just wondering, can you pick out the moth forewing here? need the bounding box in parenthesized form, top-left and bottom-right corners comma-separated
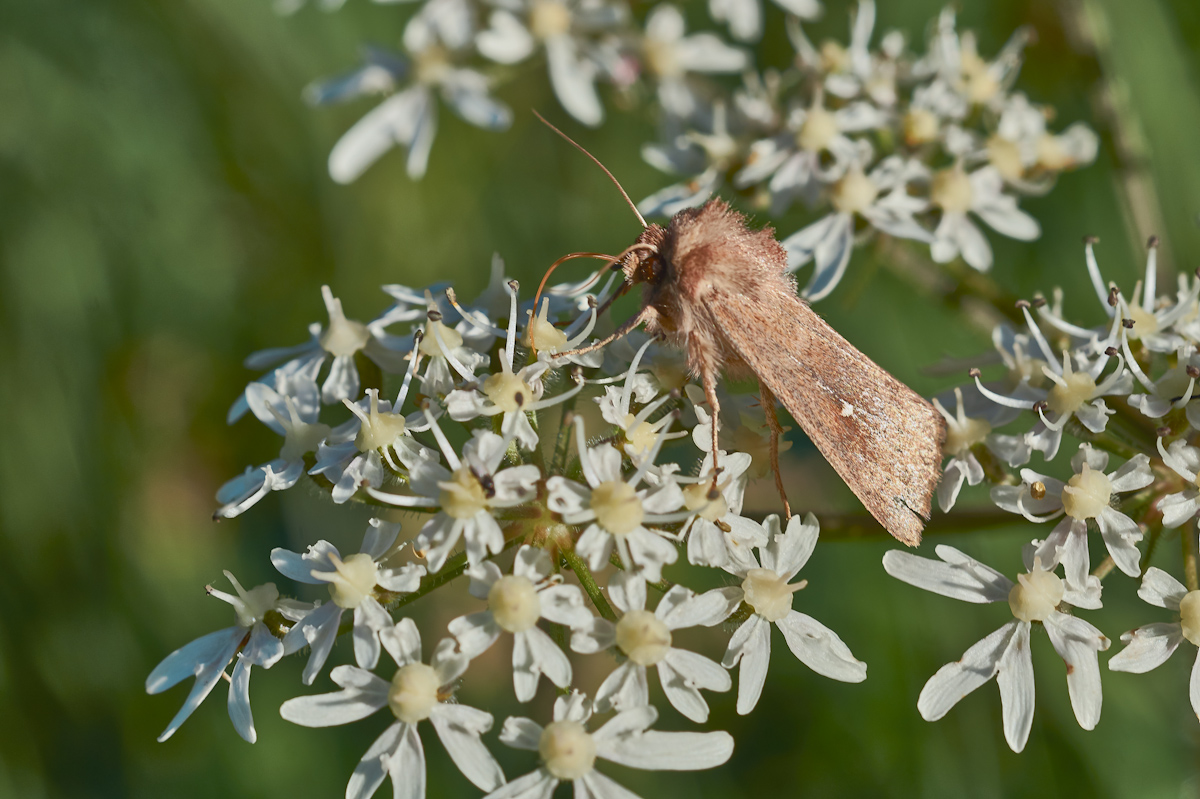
(707, 291, 946, 545)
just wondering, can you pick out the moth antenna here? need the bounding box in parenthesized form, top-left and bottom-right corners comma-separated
(534, 109, 648, 229)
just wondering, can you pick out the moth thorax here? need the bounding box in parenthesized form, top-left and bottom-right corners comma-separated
(1046, 369, 1096, 416)
(682, 482, 728, 521)
(356, 399, 407, 452)
(1007, 563, 1063, 623)
(539, 721, 596, 780)
(798, 106, 839, 153)
(488, 575, 541, 633)
(1061, 463, 1112, 521)
(742, 568, 805, 622)
(1036, 133, 1074, 171)
(483, 372, 532, 413)
(591, 481, 643, 535)
(419, 321, 463, 357)
(831, 166, 879, 215)
(1180, 592, 1200, 646)
(388, 663, 441, 723)
(319, 314, 369, 357)
(439, 467, 489, 519)
(986, 134, 1024, 182)
(530, 0, 571, 39)
(903, 108, 939, 146)
(318, 552, 379, 610)
(615, 609, 672, 666)
(931, 166, 974, 214)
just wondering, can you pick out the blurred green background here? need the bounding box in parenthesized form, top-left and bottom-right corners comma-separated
(4, 0, 1200, 796)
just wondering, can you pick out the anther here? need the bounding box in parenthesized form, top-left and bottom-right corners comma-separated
(1031, 296, 1047, 308)
(427, 309, 443, 322)
(1083, 235, 1099, 245)
(1189, 366, 1200, 379)
(1030, 481, 1046, 500)
(1157, 426, 1172, 437)
(1148, 235, 1160, 249)
(716, 520, 732, 533)
(445, 288, 458, 303)
(1108, 287, 1120, 307)
(413, 328, 425, 345)
(968, 367, 982, 378)
(1105, 346, 1118, 357)
(1122, 318, 1135, 329)
(507, 279, 520, 292)
(1033, 400, 1049, 413)
(707, 486, 721, 501)
(1015, 299, 1031, 310)
(587, 295, 598, 308)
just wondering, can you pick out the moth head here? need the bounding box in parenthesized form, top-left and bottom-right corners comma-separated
(621, 224, 667, 287)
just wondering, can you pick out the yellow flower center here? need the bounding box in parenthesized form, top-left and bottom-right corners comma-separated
(414, 45, 451, 85)
(1126, 304, 1159, 340)
(1007, 563, 1064, 623)
(621, 414, 659, 460)
(1046, 368, 1096, 417)
(742, 567, 805, 622)
(903, 108, 939, 146)
(831, 166, 879, 215)
(354, 394, 407, 453)
(483, 372, 532, 413)
(539, 721, 596, 780)
(931, 166, 974, 214)
(319, 315, 369, 357)
(418, 321, 464, 358)
(1180, 591, 1200, 646)
(488, 575, 541, 633)
(1061, 463, 1112, 521)
(525, 301, 569, 353)
(313, 552, 379, 610)
(439, 467, 489, 520)
(819, 40, 849, 73)
(1036, 133, 1073, 171)
(797, 106, 839, 153)
(682, 482, 728, 522)
(388, 663, 440, 723)
(590, 481, 643, 535)
(530, 0, 571, 39)
(615, 609, 673, 666)
(944, 414, 992, 457)
(986, 135, 1024, 182)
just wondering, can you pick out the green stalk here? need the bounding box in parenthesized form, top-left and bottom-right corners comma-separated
(1183, 521, 1198, 592)
(561, 547, 617, 621)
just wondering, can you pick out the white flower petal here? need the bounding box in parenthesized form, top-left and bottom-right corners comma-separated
(776, 611, 867, 683)
(1108, 623, 1183, 673)
(723, 614, 770, 715)
(996, 621, 1035, 753)
(430, 703, 504, 791)
(918, 622, 1017, 721)
(346, 722, 405, 799)
(1044, 611, 1109, 730)
(1139, 567, 1188, 610)
(882, 546, 1013, 603)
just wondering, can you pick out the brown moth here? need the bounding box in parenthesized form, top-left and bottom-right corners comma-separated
(537, 119, 946, 545)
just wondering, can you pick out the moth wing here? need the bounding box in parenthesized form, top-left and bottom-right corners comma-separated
(707, 290, 945, 545)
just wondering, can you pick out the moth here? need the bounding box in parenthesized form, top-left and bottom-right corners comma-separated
(537, 120, 946, 545)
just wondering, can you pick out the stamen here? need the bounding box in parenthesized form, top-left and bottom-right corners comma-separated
(444, 289, 505, 338)
(527, 369, 585, 412)
(431, 320, 475, 381)
(366, 486, 439, 508)
(1019, 304, 1059, 368)
(393, 331, 424, 410)
(1015, 491, 1063, 524)
(572, 415, 601, 488)
(1144, 239, 1158, 311)
(621, 337, 657, 419)
(562, 299, 598, 349)
(972, 373, 1038, 410)
(504, 280, 519, 372)
(1083, 238, 1113, 314)
(1117, 333, 1154, 392)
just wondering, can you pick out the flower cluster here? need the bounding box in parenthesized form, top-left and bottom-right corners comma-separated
(149, 270, 867, 797)
(295, 0, 1095, 299)
(883, 236, 1200, 750)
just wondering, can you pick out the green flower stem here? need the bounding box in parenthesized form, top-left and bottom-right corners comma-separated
(1091, 555, 1116, 581)
(1064, 416, 1141, 461)
(1139, 525, 1162, 576)
(561, 547, 617, 621)
(389, 526, 526, 613)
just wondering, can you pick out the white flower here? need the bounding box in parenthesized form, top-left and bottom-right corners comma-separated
(216, 379, 331, 518)
(782, 154, 931, 300)
(146, 572, 310, 743)
(638, 102, 739, 218)
(312, 25, 512, 182)
(930, 384, 1027, 512)
(883, 542, 1109, 753)
(640, 5, 747, 120)
(571, 572, 732, 722)
(1109, 564, 1200, 721)
(446, 282, 583, 450)
(709, 0, 820, 43)
(370, 420, 542, 572)
(594, 336, 687, 464)
(308, 380, 433, 504)
(713, 514, 867, 714)
(281, 618, 505, 799)
(1154, 438, 1200, 528)
(546, 417, 686, 582)
(409, 292, 493, 398)
(485, 691, 734, 799)
(990, 443, 1153, 587)
(274, 519, 426, 684)
(734, 94, 885, 214)
(972, 304, 1131, 460)
(926, 164, 1040, 272)
(475, 0, 625, 126)
(678, 450, 766, 571)
(449, 546, 592, 700)
(925, 7, 1029, 111)
(242, 286, 411, 406)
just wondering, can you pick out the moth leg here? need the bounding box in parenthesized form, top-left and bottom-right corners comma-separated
(555, 304, 656, 358)
(701, 365, 722, 493)
(758, 379, 792, 519)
